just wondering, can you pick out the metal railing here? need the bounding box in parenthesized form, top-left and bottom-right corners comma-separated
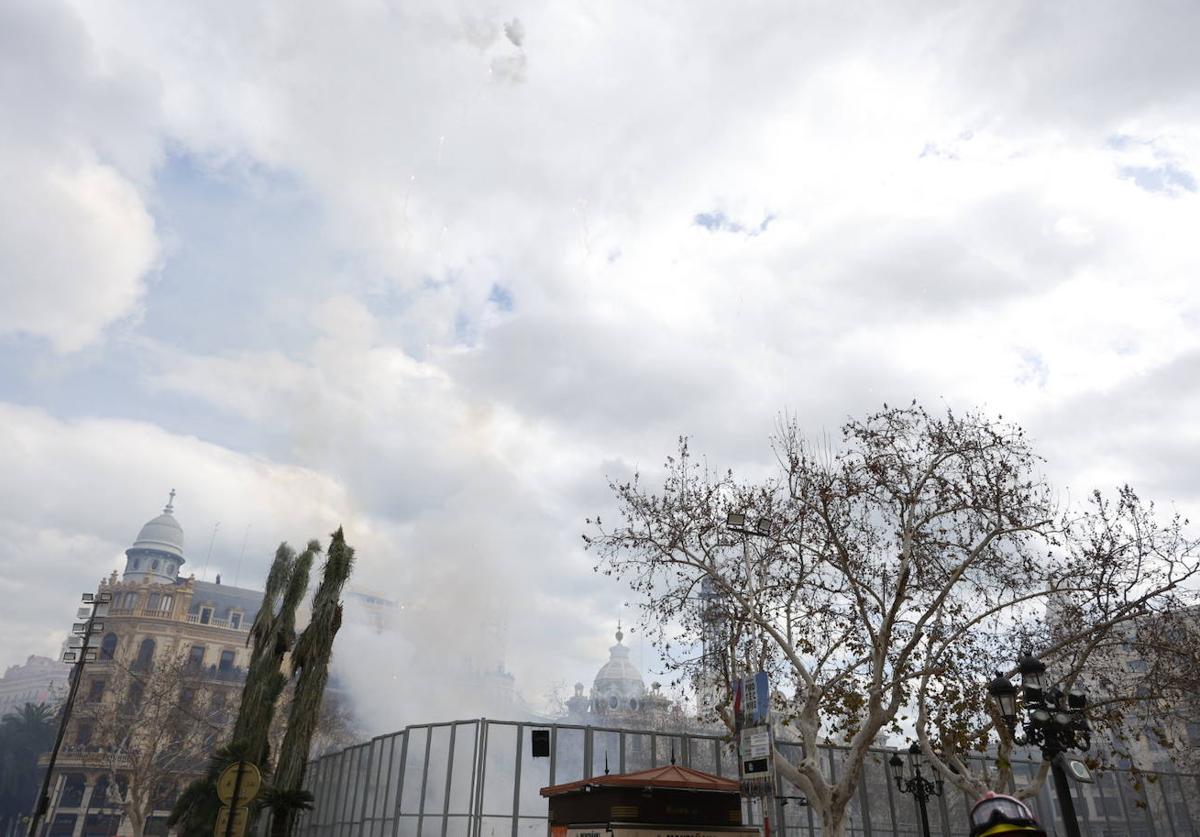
(184, 613, 247, 630)
(296, 719, 1200, 837)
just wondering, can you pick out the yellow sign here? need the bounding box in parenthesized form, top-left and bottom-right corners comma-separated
(214, 805, 249, 837)
(216, 762, 262, 806)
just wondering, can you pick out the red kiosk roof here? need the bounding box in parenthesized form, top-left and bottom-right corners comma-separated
(540, 765, 740, 797)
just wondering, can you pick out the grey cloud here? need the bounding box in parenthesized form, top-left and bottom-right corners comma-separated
(504, 18, 525, 48)
(934, 2, 1200, 132)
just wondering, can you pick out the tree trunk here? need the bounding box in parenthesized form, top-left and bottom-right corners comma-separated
(818, 806, 847, 837)
(124, 809, 145, 837)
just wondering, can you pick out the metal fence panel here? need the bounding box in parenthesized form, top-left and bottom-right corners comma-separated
(302, 719, 1199, 837)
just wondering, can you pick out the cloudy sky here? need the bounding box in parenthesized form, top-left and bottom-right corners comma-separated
(2, 0, 1199, 732)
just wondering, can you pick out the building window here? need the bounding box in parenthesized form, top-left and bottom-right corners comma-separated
(629, 697, 639, 711)
(146, 593, 161, 612)
(188, 645, 206, 670)
(229, 612, 242, 629)
(179, 688, 196, 708)
(159, 594, 173, 614)
(86, 679, 105, 703)
(608, 695, 618, 709)
(218, 650, 235, 673)
(90, 777, 111, 810)
(127, 680, 145, 711)
(152, 559, 160, 571)
(199, 607, 213, 625)
(155, 781, 179, 808)
(75, 722, 93, 747)
(49, 814, 76, 837)
(99, 633, 118, 661)
(132, 638, 156, 672)
(144, 817, 170, 837)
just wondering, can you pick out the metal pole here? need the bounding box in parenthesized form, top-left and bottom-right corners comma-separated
(914, 789, 931, 837)
(1050, 759, 1083, 837)
(28, 599, 98, 837)
(226, 762, 245, 837)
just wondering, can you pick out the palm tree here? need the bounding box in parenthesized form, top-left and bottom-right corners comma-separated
(171, 541, 317, 837)
(268, 528, 354, 837)
(0, 704, 56, 835)
(235, 541, 319, 768)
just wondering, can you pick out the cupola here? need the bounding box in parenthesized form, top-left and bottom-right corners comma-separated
(122, 490, 186, 584)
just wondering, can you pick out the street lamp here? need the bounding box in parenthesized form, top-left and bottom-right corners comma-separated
(987, 652, 1091, 837)
(28, 590, 111, 837)
(889, 743, 943, 837)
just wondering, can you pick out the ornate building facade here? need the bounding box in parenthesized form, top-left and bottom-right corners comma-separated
(565, 625, 678, 729)
(39, 494, 262, 837)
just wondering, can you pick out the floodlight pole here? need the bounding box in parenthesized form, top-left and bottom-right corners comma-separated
(27, 593, 106, 837)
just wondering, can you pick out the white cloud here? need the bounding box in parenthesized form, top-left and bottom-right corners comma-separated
(0, 0, 161, 351)
(3, 0, 1200, 729)
(0, 152, 158, 351)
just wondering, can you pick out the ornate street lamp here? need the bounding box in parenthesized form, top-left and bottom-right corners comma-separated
(889, 743, 943, 837)
(987, 652, 1091, 837)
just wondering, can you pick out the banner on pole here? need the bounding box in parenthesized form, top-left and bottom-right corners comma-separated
(742, 672, 770, 726)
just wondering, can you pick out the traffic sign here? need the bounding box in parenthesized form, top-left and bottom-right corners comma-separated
(214, 805, 249, 837)
(216, 762, 262, 806)
(739, 724, 773, 798)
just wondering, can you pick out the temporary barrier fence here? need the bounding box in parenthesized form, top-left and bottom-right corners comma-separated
(296, 719, 1200, 837)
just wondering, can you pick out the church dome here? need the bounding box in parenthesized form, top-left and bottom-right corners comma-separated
(593, 625, 645, 706)
(132, 506, 185, 558)
(123, 491, 187, 585)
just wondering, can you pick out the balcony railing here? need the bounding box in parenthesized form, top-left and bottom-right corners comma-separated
(185, 613, 247, 631)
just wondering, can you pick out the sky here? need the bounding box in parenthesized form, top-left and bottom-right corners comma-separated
(2, 0, 1199, 734)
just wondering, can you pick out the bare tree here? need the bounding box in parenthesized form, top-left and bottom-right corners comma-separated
(74, 652, 231, 837)
(586, 404, 1200, 836)
(916, 487, 1200, 796)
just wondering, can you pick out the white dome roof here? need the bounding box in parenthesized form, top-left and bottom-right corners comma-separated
(130, 493, 185, 560)
(593, 626, 645, 699)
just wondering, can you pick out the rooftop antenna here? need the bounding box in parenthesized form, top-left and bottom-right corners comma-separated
(200, 521, 220, 581)
(670, 741, 676, 765)
(604, 750, 610, 775)
(233, 524, 251, 587)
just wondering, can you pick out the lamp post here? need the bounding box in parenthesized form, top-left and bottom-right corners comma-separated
(27, 591, 111, 837)
(987, 652, 1090, 837)
(725, 512, 784, 837)
(889, 742, 943, 837)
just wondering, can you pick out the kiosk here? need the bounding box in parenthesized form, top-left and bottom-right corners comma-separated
(541, 765, 760, 837)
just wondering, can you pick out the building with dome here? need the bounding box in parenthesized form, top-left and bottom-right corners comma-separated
(565, 625, 677, 730)
(38, 492, 263, 837)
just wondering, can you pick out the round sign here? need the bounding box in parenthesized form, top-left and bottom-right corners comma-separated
(216, 762, 262, 805)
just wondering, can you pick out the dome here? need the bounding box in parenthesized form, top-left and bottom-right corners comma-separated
(130, 492, 185, 560)
(593, 625, 645, 701)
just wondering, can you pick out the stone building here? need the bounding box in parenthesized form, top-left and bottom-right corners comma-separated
(0, 655, 70, 719)
(39, 493, 262, 837)
(565, 625, 677, 729)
